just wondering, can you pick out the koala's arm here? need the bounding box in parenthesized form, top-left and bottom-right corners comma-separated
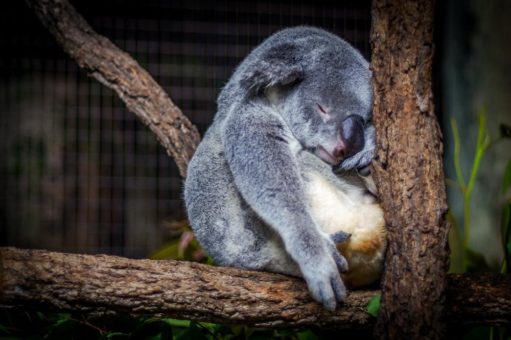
(339, 123, 376, 171)
(222, 104, 348, 310)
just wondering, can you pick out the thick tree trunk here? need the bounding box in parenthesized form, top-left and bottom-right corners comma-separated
(1, 248, 510, 329)
(371, 1, 449, 339)
(25, 0, 200, 177)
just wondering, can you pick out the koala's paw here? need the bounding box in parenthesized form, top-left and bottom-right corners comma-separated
(301, 242, 349, 311)
(339, 148, 374, 171)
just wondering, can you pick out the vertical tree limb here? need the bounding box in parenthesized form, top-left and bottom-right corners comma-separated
(371, 0, 449, 339)
(25, 0, 201, 177)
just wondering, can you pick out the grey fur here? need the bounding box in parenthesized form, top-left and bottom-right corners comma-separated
(184, 27, 374, 311)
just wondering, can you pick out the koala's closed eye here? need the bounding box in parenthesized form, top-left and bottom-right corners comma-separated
(316, 103, 331, 121)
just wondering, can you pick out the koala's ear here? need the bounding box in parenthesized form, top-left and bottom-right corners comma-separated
(240, 43, 304, 95)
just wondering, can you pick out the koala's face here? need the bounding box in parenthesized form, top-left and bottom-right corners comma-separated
(270, 58, 374, 171)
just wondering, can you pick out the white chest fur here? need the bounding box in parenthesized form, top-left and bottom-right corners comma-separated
(305, 171, 387, 287)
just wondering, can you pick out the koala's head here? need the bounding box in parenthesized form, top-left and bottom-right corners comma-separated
(239, 27, 374, 171)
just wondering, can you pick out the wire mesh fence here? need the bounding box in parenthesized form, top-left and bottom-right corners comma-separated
(0, 0, 371, 258)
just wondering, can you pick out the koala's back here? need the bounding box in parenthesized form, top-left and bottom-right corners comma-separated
(184, 126, 301, 275)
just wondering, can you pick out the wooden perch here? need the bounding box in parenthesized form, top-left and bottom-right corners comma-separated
(1, 247, 510, 329)
(25, 0, 200, 177)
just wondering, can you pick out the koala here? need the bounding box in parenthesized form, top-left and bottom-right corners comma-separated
(184, 27, 385, 311)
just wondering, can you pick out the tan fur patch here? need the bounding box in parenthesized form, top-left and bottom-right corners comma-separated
(306, 171, 387, 288)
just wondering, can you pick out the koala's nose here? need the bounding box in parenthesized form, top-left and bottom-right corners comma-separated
(333, 115, 365, 160)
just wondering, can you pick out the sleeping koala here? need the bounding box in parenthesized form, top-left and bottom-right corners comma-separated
(184, 26, 385, 311)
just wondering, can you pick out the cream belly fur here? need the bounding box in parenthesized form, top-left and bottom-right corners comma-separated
(305, 172, 386, 288)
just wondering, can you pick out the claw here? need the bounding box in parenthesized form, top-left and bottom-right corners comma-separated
(331, 275, 347, 302)
(333, 252, 349, 272)
(324, 299, 337, 311)
(331, 231, 351, 244)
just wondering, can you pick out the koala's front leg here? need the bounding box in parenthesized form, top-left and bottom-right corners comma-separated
(223, 106, 348, 311)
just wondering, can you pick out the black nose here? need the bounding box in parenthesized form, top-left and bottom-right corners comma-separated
(334, 115, 365, 160)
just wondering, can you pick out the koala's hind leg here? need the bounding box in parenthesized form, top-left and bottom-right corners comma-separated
(212, 213, 302, 277)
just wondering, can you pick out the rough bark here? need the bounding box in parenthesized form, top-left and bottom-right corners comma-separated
(370, 0, 450, 339)
(1, 248, 510, 329)
(25, 0, 200, 177)
(446, 274, 511, 326)
(0, 247, 374, 330)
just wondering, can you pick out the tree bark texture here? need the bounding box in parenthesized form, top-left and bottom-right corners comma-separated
(1, 248, 510, 329)
(371, 1, 449, 339)
(0, 248, 374, 330)
(25, 0, 200, 177)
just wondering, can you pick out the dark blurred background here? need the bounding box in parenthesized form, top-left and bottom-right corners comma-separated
(0, 0, 371, 258)
(0, 0, 509, 266)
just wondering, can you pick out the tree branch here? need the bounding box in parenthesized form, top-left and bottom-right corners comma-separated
(1, 248, 510, 329)
(25, 0, 201, 177)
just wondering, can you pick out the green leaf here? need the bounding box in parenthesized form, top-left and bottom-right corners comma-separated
(296, 330, 319, 340)
(174, 321, 209, 340)
(47, 318, 81, 337)
(503, 160, 511, 193)
(145, 336, 162, 340)
(367, 293, 381, 317)
(161, 318, 190, 328)
(149, 243, 179, 260)
(450, 117, 466, 189)
(447, 210, 464, 273)
(105, 331, 129, 339)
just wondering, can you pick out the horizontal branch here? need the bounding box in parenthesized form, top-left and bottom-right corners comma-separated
(25, 0, 201, 177)
(0, 248, 510, 329)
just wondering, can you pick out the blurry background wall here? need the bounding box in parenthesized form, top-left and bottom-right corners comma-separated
(0, 0, 372, 258)
(440, 0, 511, 267)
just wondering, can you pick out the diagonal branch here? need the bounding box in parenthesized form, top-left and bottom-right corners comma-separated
(1, 247, 510, 329)
(25, 0, 201, 177)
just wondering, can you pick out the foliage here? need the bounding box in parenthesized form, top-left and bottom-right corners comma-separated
(448, 113, 511, 340)
(448, 113, 511, 273)
(148, 220, 213, 264)
(0, 310, 326, 340)
(366, 294, 381, 318)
